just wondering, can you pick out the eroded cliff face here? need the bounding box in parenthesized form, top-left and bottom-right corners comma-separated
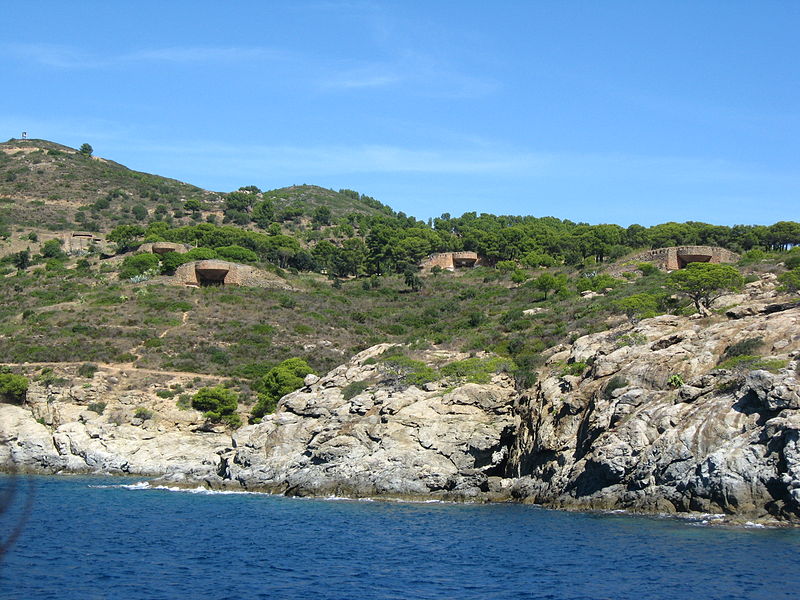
(2, 292, 800, 522)
(0, 374, 232, 479)
(214, 344, 516, 500)
(508, 301, 800, 521)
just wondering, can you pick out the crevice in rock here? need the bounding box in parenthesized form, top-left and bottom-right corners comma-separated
(569, 460, 620, 497)
(650, 334, 684, 351)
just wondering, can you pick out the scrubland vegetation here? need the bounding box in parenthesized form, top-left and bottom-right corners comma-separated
(1, 138, 798, 424)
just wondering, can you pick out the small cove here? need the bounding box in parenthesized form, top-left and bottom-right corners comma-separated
(2, 475, 799, 600)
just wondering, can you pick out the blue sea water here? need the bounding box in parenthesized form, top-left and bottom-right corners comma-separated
(1, 475, 799, 600)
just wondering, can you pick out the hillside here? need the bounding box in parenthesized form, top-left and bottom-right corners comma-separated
(0, 139, 392, 235)
(263, 185, 395, 220)
(0, 138, 798, 432)
(0, 138, 219, 232)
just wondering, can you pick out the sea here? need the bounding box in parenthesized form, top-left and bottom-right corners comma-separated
(1, 475, 799, 600)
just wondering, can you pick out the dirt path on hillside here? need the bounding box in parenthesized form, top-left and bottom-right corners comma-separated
(0, 361, 229, 382)
(119, 308, 194, 365)
(1, 305, 224, 381)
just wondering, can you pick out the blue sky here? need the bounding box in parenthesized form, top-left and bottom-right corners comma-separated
(1, 1, 797, 226)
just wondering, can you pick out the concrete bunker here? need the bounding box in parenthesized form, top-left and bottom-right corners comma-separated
(64, 231, 105, 253)
(138, 241, 192, 255)
(677, 250, 713, 268)
(420, 251, 486, 272)
(614, 245, 740, 275)
(176, 260, 237, 287)
(195, 260, 230, 286)
(172, 259, 293, 290)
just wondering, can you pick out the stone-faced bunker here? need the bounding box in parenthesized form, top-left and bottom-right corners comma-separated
(173, 260, 291, 289)
(420, 251, 487, 272)
(138, 241, 192, 255)
(617, 245, 740, 274)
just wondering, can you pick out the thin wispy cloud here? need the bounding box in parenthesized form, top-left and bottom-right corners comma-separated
(319, 66, 402, 90)
(318, 54, 497, 98)
(5, 43, 101, 69)
(4, 43, 284, 69)
(125, 46, 285, 64)
(139, 142, 545, 176)
(123, 139, 796, 190)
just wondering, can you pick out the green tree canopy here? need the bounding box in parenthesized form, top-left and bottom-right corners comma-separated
(40, 239, 65, 259)
(119, 253, 160, 280)
(191, 386, 240, 427)
(667, 263, 744, 313)
(252, 358, 314, 418)
(12, 249, 30, 271)
(778, 268, 800, 293)
(0, 373, 28, 403)
(107, 225, 146, 253)
(529, 272, 567, 299)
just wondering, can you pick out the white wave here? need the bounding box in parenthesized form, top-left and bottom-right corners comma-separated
(89, 481, 261, 495)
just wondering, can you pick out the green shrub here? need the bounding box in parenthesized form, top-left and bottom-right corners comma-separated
(637, 262, 659, 276)
(496, 260, 517, 273)
(739, 249, 766, 265)
(342, 380, 369, 400)
(156, 389, 175, 398)
(722, 337, 763, 360)
(0, 373, 28, 403)
(176, 394, 192, 409)
(41, 238, 66, 259)
(778, 268, 800, 293)
(192, 386, 240, 425)
(35, 368, 67, 387)
(184, 247, 218, 261)
(559, 361, 588, 377)
(133, 407, 154, 420)
(251, 358, 314, 418)
(221, 413, 242, 428)
(784, 254, 800, 270)
(511, 270, 528, 284)
(87, 402, 106, 414)
(278, 295, 297, 309)
(215, 245, 258, 263)
(717, 355, 788, 373)
(668, 374, 685, 388)
(616, 294, 662, 319)
(77, 363, 98, 379)
(576, 274, 621, 293)
(159, 251, 189, 275)
(380, 353, 437, 387)
(119, 253, 160, 280)
(380, 323, 406, 335)
(440, 356, 514, 384)
(615, 333, 647, 347)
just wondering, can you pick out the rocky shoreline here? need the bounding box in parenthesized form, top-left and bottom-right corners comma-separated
(2, 290, 800, 525)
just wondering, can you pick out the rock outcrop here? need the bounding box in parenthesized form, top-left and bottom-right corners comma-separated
(508, 300, 800, 521)
(208, 344, 516, 499)
(0, 346, 517, 501)
(0, 375, 232, 477)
